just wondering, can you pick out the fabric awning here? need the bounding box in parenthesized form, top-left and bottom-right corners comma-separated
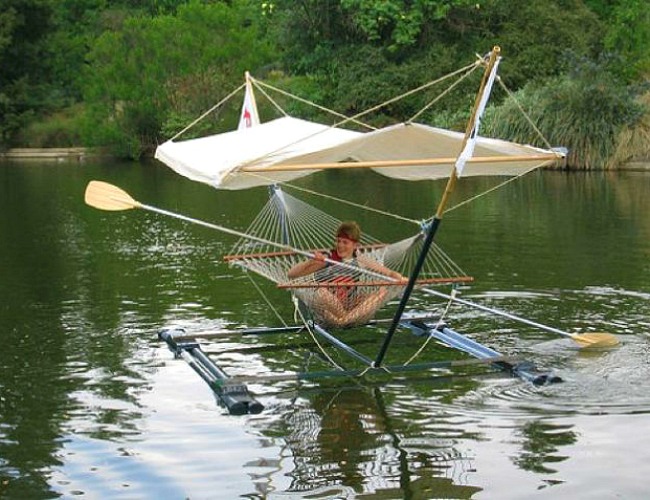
(155, 118, 562, 190)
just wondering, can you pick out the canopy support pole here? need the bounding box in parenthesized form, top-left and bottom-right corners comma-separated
(374, 46, 501, 368)
(374, 217, 442, 367)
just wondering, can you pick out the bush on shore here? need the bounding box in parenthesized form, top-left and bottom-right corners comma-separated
(484, 58, 647, 169)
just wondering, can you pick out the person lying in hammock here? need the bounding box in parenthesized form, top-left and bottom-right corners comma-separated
(287, 221, 405, 327)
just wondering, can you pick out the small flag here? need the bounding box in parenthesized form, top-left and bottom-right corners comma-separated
(238, 72, 260, 130)
(455, 56, 501, 177)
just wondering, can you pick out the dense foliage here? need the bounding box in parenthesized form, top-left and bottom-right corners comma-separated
(82, 1, 272, 157)
(1, 0, 648, 166)
(485, 56, 646, 169)
(0, 0, 54, 144)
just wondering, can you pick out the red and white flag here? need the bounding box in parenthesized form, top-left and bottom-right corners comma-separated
(238, 72, 260, 130)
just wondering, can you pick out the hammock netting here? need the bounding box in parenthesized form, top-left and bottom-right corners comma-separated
(225, 187, 472, 328)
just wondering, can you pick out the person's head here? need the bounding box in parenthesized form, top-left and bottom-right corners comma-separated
(335, 221, 360, 258)
(336, 221, 361, 243)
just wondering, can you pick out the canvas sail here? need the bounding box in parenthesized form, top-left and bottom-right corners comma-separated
(156, 119, 562, 190)
(155, 61, 564, 190)
(155, 116, 364, 189)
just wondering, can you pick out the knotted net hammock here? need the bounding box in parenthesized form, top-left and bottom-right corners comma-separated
(225, 187, 472, 328)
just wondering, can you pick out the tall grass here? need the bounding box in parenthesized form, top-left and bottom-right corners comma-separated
(609, 90, 650, 167)
(485, 64, 645, 169)
(16, 105, 85, 148)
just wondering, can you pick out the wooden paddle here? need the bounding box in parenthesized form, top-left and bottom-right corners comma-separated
(85, 180, 620, 349)
(85, 180, 142, 211)
(421, 287, 619, 348)
(84, 180, 397, 281)
(569, 332, 619, 348)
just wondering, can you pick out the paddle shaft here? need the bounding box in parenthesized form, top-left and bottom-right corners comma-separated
(139, 202, 396, 283)
(421, 287, 578, 339)
(85, 180, 403, 283)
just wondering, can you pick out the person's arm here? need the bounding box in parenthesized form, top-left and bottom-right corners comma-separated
(287, 252, 327, 279)
(358, 255, 405, 281)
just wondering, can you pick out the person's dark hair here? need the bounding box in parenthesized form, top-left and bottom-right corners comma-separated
(336, 221, 360, 242)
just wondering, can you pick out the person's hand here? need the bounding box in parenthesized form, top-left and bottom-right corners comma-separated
(312, 251, 326, 262)
(391, 271, 406, 281)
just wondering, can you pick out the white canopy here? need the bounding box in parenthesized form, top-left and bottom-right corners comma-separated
(156, 117, 562, 190)
(155, 116, 363, 190)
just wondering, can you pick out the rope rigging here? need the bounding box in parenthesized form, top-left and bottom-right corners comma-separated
(225, 186, 472, 328)
(163, 49, 562, 333)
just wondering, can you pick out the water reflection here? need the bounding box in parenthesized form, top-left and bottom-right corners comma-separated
(1, 162, 649, 497)
(255, 385, 483, 498)
(512, 420, 575, 474)
(251, 373, 613, 498)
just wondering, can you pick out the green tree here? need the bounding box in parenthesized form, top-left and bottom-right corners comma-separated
(340, 0, 473, 51)
(584, 0, 650, 80)
(45, 0, 197, 107)
(471, 1, 603, 88)
(603, 0, 650, 80)
(46, 0, 107, 105)
(264, 0, 606, 131)
(82, 0, 274, 158)
(1, 0, 204, 148)
(0, 0, 54, 147)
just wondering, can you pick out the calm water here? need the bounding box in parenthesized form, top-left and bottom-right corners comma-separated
(1, 160, 649, 499)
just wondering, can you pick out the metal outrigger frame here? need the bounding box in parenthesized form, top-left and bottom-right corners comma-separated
(158, 314, 561, 415)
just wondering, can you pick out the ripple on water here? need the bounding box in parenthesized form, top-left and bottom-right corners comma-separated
(419, 333, 650, 421)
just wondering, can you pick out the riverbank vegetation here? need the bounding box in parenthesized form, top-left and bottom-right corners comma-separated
(1, 0, 648, 168)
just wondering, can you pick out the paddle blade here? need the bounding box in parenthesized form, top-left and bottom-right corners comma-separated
(84, 181, 141, 211)
(571, 332, 619, 348)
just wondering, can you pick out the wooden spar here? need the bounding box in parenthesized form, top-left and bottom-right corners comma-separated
(277, 276, 474, 289)
(84, 181, 418, 288)
(223, 243, 387, 261)
(224, 249, 323, 262)
(374, 46, 503, 368)
(239, 153, 562, 173)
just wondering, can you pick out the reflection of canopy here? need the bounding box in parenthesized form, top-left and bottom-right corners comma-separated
(155, 118, 562, 190)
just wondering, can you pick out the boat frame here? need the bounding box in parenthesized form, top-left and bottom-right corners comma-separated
(156, 46, 563, 415)
(158, 315, 561, 415)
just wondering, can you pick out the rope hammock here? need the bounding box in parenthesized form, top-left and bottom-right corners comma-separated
(166, 52, 557, 330)
(225, 187, 472, 328)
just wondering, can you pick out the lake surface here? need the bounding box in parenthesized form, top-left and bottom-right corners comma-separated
(1, 160, 649, 499)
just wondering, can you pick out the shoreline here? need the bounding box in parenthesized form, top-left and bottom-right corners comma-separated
(623, 161, 650, 171)
(0, 147, 106, 162)
(1, 147, 648, 171)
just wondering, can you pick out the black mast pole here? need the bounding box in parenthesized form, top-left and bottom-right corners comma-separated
(373, 46, 501, 368)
